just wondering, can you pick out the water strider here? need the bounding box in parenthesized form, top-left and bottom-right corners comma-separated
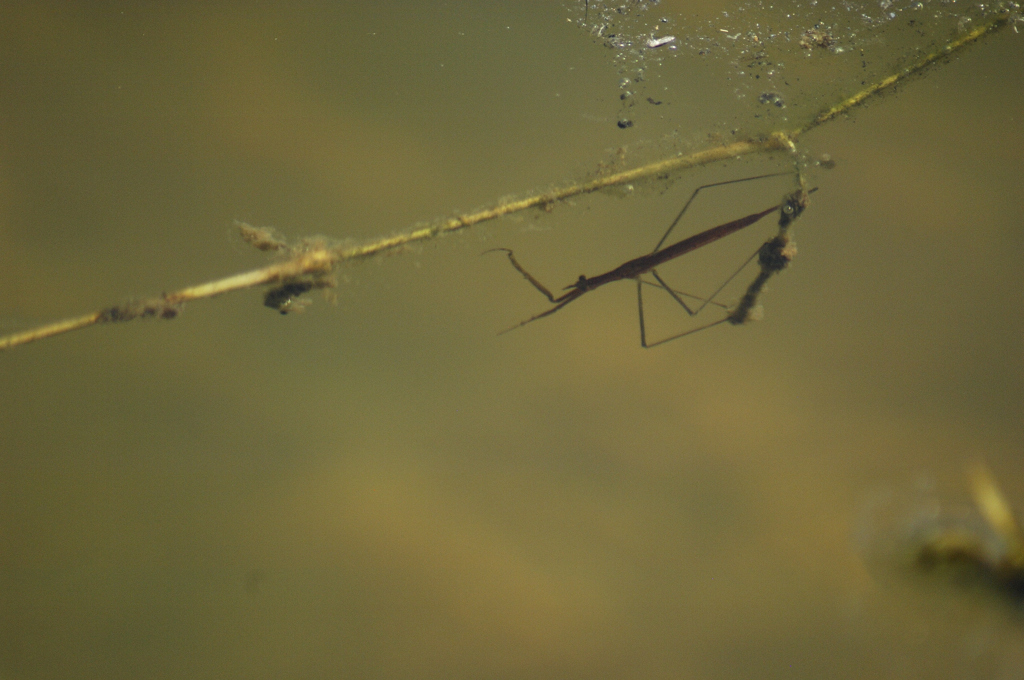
(487, 173, 814, 347)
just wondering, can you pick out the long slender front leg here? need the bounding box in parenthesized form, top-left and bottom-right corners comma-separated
(483, 248, 556, 302)
(486, 248, 590, 334)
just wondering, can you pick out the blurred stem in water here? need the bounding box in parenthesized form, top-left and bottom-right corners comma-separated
(0, 12, 1015, 352)
(917, 463, 1024, 589)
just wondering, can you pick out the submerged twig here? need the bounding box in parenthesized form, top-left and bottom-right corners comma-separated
(0, 13, 1013, 351)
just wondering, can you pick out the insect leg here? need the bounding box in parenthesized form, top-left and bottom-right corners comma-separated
(652, 171, 794, 252)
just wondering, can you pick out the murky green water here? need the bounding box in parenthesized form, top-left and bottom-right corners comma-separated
(2, 2, 1023, 679)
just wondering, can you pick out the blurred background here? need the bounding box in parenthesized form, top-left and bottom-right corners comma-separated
(1, 1, 1022, 678)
